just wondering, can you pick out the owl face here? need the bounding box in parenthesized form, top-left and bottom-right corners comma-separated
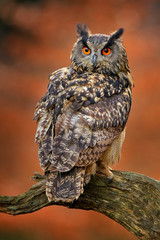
(71, 24, 128, 74)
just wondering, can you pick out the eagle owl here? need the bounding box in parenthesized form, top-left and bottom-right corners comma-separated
(34, 24, 133, 202)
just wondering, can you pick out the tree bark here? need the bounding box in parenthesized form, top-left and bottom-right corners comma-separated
(0, 170, 160, 240)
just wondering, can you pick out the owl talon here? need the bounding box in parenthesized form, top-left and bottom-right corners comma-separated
(106, 168, 113, 181)
(99, 168, 113, 183)
(107, 172, 113, 183)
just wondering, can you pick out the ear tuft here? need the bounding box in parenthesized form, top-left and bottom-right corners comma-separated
(107, 28, 124, 46)
(76, 23, 89, 39)
(114, 28, 124, 39)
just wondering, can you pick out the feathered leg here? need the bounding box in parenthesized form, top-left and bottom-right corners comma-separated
(84, 163, 96, 185)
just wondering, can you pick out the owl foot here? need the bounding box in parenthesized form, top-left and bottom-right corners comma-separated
(96, 161, 113, 182)
(99, 167, 113, 181)
(106, 169, 113, 183)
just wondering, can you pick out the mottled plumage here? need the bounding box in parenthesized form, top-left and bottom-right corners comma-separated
(34, 24, 133, 202)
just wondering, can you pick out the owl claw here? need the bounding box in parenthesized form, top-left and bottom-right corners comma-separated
(107, 172, 113, 183)
(96, 164, 113, 180)
(106, 168, 113, 182)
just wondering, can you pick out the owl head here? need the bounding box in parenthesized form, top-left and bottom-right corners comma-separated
(71, 24, 129, 75)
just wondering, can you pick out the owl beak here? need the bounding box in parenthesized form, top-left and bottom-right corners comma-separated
(92, 54, 97, 68)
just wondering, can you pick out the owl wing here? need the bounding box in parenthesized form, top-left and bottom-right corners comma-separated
(34, 67, 132, 201)
(44, 85, 131, 172)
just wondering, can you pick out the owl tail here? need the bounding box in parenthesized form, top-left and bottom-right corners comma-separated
(46, 166, 85, 202)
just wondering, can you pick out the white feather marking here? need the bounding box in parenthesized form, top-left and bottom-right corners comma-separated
(35, 110, 52, 143)
(70, 114, 81, 127)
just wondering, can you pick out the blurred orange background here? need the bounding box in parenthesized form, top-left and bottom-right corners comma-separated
(0, 0, 159, 239)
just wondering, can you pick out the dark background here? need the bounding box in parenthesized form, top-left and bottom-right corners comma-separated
(0, 0, 160, 239)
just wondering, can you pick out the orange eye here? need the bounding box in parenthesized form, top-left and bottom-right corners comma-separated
(83, 46, 91, 55)
(102, 47, 111, 55)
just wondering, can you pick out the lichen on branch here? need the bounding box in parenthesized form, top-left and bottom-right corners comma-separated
(0, 170, 160, 240)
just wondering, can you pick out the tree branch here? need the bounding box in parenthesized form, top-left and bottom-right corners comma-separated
(0, 170, 160, 240)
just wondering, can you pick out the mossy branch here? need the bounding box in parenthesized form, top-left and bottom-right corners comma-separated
(0, 170, 160, 240)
